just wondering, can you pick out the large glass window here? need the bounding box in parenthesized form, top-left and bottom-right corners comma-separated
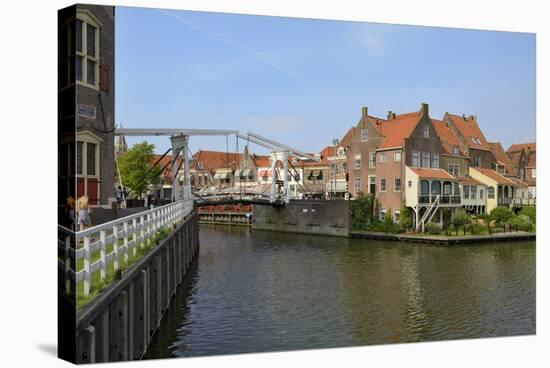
(412, 151, 419, 167)
(421, 152, 430, 168)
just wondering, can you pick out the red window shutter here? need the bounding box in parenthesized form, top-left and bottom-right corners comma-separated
(99, 64, 110, 92)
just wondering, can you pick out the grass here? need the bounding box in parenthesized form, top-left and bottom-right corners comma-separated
(62, 225, 176, 309)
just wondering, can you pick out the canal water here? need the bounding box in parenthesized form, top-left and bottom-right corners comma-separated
(144, 225, 535, 359)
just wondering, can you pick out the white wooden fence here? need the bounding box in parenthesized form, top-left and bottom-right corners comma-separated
(58, 199, 194, 297)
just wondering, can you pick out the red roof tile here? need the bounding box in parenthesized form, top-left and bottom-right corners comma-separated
(458, 176, 484, 186)
(507, 142, 536, 154)
(488, 142, 515, 174)
(409, 168, 456, 180)
(447, 114, 491, 151)
(192, 150, 242, 171)
(471, 168, 517, 185)
(432, 119, 467, 156)
(526, 153, 536, 168)
(378, 112, 421, 149)
(252, 155, 270, 167)
(506, 176, 528, 187)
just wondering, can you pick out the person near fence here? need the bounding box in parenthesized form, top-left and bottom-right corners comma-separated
(64, 195, 75, 230)
(115, 186, 123, 208)
(77, 195, 93, 232)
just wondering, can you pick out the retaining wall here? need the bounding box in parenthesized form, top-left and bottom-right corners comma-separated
(73, 212, 199, 363)
(252, 200, 350, 237)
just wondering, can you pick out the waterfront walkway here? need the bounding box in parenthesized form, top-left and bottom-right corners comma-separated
(350, 230, 536, 245)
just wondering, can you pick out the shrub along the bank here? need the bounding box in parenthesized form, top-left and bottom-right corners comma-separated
(351, 192, 376, 230)
(519, 206, 536, 223)
(489, 207, 515, 225)
(451, 209, 471, 228)
(424, 222, 442, 235)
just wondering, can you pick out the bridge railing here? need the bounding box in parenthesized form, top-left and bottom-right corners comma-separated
(58, 199, 194, 298)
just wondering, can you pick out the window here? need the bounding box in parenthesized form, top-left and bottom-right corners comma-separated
(412, 151, 420, 167)
(463, 185, 470, 199)
(408, 180, 412, 188)
(73, 13, 100, 89)
(369, 152, 376, 168)
(331, 163, 339, 175)
(448, 164, 459, 177)
(472, 137, 481, 145)
(532, 169, 536, 178)
(380, 208, 387, 221)
(471, 185, 477, 200)
(86, 142, 97, 175)
(337, 146, 345, 156)
(423, 125, 430, 138)
(380, 152, 386, 162)
(394, 151, 401, 162)
(354, 154, 361, 169)
(394, 209, 401, 223)
(480, 189, 484, 199)
(453, 146, 460, 155)
(431, 153, 439, 168)
(473, 156, 481, 167)
(488, 187, 495, 199)
(361, 129, 368, 141)
(354, 177, 361, 193)
(380, 178, 387, 192)
(394, 178, 401, 192)
(421, 152, 430, 168)
(76, 141, 83, 175)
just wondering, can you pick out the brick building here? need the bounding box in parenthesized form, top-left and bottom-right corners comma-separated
(58, 4, 116, 208)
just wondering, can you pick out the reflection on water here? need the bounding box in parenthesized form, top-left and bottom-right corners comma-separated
(144, 225, 535, 359)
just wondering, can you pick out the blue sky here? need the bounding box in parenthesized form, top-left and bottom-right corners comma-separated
(116, 6, 535, 155)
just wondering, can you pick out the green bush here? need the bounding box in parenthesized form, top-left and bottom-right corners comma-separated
(490, 207, 516, 225)
(447, 223, 456, 233)
(351, 192, 376, 230)
(451, 209, 471, 228)
(424, 222, 442, 235)
(399, 201, 411, 229)
(519, 207, 536, 223)
(471, 223, 487, 235)
(365, 216, 404, 234)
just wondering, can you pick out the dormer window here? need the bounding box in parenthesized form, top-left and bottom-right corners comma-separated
(423, 125, 429, 138)
(361, 129, 368, 142)
(471, 137, 481, 145)
(337, 146, 345, 156)
(453, 146, 460, 155)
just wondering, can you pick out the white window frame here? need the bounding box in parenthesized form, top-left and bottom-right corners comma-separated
(448, 164, 459, 177)
(431, 153, 439, 168)
(394, 151, 401, 162)
(453, 146, 460, 155)
(393, 209, 400, 223)
(369, 152, 376, 168)
(412, 151, 420, 167)
(361, 129, 369, 142)
(354, 154, 361, 169)
(421, 152, 430, 168)
(394, 178, 401, 192)
(423, 125, 430, 138)
(354, 177, 361, 193)
(380, 178, 387, 192)
(75, 10, 101, 90)
(379, 152, 386, 162)
(76, 131, 102, 202)
(380, 208, 387, 221)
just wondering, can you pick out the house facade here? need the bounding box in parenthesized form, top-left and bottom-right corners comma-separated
(59, 4, 116, 207)
(507, 143, 536, 201)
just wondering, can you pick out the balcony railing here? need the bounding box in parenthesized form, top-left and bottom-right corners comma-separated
(419, 194, 461, 205)
(510, 198, 536, 206)
(497, 197, 512, 206)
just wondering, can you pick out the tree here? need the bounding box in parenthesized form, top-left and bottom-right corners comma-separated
(399, 201, 411, 229)
(117, 142, 156, 198)
(519, 206, 536, 224)
(451, 209, 471, 228)
(489, 207, 515, 225)
(351, 192, 376, 230)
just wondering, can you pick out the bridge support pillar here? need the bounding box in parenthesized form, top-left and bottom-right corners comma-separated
(269, 150, 290, 204)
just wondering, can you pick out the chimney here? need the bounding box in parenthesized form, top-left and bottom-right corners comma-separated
(462, 114, 466, 120)
(361, 106, 368, 119)
(420, 103, 429, 116)
(387, 111, 393, 120)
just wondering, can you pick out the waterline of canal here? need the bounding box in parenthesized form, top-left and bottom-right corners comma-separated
(144, 225, 535, 359)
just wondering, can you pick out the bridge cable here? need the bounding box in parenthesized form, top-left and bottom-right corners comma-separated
(122, 147, 172, 199)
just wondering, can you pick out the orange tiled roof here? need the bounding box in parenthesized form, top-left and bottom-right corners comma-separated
(506, 176, 529, 187)
(458, 176, 484, 186)
(471, 168, 517, 185)
(432, 119, 467, 157)
(368, 115, 386, 133)
(507, 142, 536, 154)
(526, 153, 536, 168)
(488, 142, 515, 174)
(252, 155, 270, 167)
(378, 112, 421, 149)
(192, 150, 242, 171)
(409, 168, 456, 180)
(339, 127, 354, 146)
(150, 154, 183, 184)
(447, 114, 491, 151)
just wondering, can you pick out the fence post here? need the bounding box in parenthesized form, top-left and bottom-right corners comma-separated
(83, 235, 91, 297)
(132, 218, 137, 257)
(123, 221, 129, 265)
(100, 229, 106, 281)
(113, 225, 119, 272)
(65, 234, 72, 295)
(140, 216, 145, 249)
